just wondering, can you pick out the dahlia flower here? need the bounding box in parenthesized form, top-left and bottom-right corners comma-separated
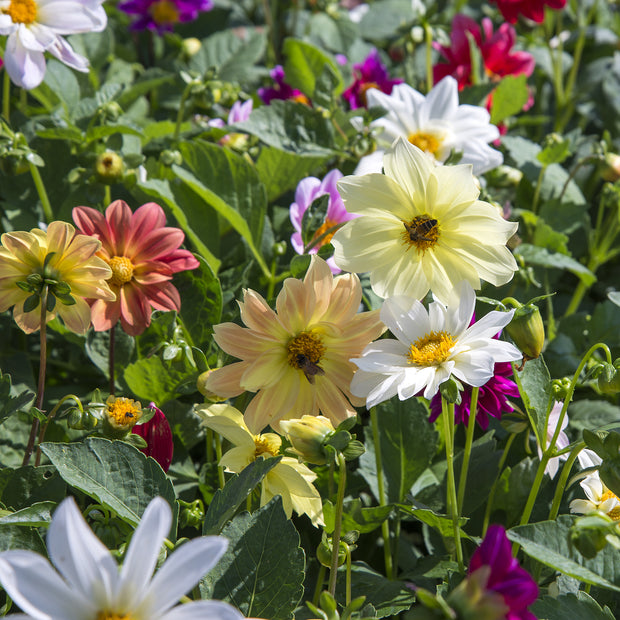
(433, 15, 535, 90)
(204, 255, 385, 432)
(342, 49, 402, 109)
(355, 77, 502, 176)
(536, 401, 569, 479)
(258, 65, 310, 105)
(72, 200, 199, 336)
(0, 221, 114, 334)
(492, 0, 567, 24)
(196, 403, 324, 526)
(430, 360, 518, 429)
(464, 525, 538, 620)
(0, 0, 106, 89)
(118, 0, 213, 33)
(333, 137, 518, 304)
(289, 169, 357, 273)
(570, 450, 620, 520)
(350, 281, 521, 407)
(132, 402, 174, 472)
(0, 496, 244, 620)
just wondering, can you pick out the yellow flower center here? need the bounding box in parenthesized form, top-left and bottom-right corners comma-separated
(291, 93, 311, 106)
(5, 0, 37, 24)
(107, 398, 142, 428)
(408, 331, 456, 366)
(149, 0, 179, 24)
(601, 490, 620, 521)
(253, 434, 281, 458)
(312, 217, 338, 247)
(96, 614, 132, 620)
(358, 81, 379, 106)
(402, 215, 440, 254)
(408, 130, 442, 155)
(108, 256, 134, 286)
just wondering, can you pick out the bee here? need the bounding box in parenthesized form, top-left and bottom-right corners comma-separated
(404, 218, 438, 243)
(296, 354, 325, 384)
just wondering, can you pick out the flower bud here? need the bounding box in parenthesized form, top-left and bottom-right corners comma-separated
(102, 395, 143, 438)
(182, 37, 202, 58)
(132, 403, 173, 471)
(598, 362, 620, 395)
(197, 370, 227, 401)
(505, 303, 545, 361)
(601, 153, 620, 183)
(280, 415, 335, 465)
(95, 151, 124, 184)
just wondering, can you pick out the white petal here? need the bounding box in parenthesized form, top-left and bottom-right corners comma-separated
(163, 600, 244, 620)
(47, 36, 89, 72)
(4, 32, 46, 89)
(353, 150, 384, 176)
(425, 77, 459, 120)
(383, 138, 433, 203)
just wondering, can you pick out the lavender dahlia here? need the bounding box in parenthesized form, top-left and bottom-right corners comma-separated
(118, 0, 213, 33)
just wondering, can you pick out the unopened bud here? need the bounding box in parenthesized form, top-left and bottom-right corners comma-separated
(197, 369, 227, 401)
(95, 151, 124, 184)
(182, 37, 202, 58)
(598, 362, 620, 395)
(601, 153, 620, 183)
(280, 415, 335, 465)
(505, 303, 545, 361)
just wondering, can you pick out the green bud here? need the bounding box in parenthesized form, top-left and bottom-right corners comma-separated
(598, 361, 620, 395)
(196, 370, 227, 401)
(95, 151, 125, 184)
(161, 150, 183, 167)
(439, 376, 463, 405)
(280, 415, 335, 465)
(504, 303, 545, 361)
(601, 153, 620, 183)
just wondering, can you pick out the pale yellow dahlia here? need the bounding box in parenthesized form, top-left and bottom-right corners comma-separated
(196, 403, 324, 526)
(205, 256, 385, 432)
(0, 221, 115, 334)
(332, 137, 518, 305)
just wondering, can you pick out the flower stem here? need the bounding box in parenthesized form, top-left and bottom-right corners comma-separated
(22, 287, 48, 467)
(548, 443, 584, 520)
(29, 162, 53, 223)
(35, 395, 83, 466)
(214, 431, 225, 489)
(370, 406, 393, 579)
(457, 387, 479, 514)
(173, 84, 192, 144)
(2, 70, 10, 121)
(424, 22, 434, 92)
(104, 185, 112, 209)
(328, 453, 347, 596)
(442, 397, 463, 571)
(312, 564, 327, 606)
(345, 544, 352, 606)
(109, 324, 116, 396)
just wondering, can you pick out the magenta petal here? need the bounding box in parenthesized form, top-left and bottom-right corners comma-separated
(132, 404, 173, 472)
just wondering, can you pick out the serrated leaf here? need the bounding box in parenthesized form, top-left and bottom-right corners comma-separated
(515, 244, 596, 286)
(123, 355, 196, 403)
(201, 497, 305, 620)
(203, 458, 281, 535)
(490, 74, 529, 125)
(40, 437, 176, 528)
(532, 592, 615, 620)
(0, 370, 35, 425)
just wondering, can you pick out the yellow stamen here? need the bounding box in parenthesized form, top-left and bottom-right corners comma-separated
(408, 130, 442, 155)
(253, 434, 281, 458)
(108, 256, 134, 286)
(287, 331, 325, 369)
(291, 93, 311, 106)
(312, 218, 338, 247)
(5, 0, 37, 24)
(601, 490, 620, 521)
(408, 330, 455, 366)
(401, 215, 440, 254)
(149, 0, 179, 24)
(358, 81, 379, 106)
(96, 614, 132, 620)
(106, 397, 142, 427)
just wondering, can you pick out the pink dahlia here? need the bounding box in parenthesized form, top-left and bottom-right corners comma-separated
(434, 15, 535, 90)
(258, 65, 310, 105)
(342, 49, 402, 109)
(132, 403, 174, 472)
(492, 0, 566, 24)
(72, 200, 199, 336)
(467, 525, 538, 620)
(118, 0, 213, 33)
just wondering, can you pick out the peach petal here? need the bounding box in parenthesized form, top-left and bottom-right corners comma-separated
(14, 304, 47, 333)
(315, 377, 357, 426)
(321, 274, 362, 324)
(72, 206, 115, 251)
(139, 281, 180, 312)
(90, 296, 121, 332)
(212, 323, 280, 359)
(240, 348, 288, 391)
(105, 200, 134, 255)
(132, 228, 185, 263)
(126, 203, 167, 250)
(119, 284, 151, 336)
(304, 255, 334, 322)
(204, 363, 247, 398)
(58, 297, 93, 334)
(160, 249, 200, 272)
(239, 289, 287, 338)
(45, 222, 74, 258)
(244, 375, 300, 433)
(276, 278, 313, 334)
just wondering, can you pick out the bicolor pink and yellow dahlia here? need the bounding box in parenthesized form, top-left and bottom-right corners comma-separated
(72, 200, 199, 336)
(205, 256, 385, 432)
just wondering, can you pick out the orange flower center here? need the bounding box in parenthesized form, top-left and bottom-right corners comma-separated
(291, 93, 311, 106)
(253, 434, 280, 458)
(287, 331, 326, 383)
(312, 217, 338, 247)
(97, 614, 133, 620)
(149, 0, 179, 24)
(601, 490, 620, 521)
(401, 215, 440, 254)
(6, 0, 37, 24)
(107, 397, 142, 428)
(108, 256, 134, 286)
(408, 130, 442, 155)
(408, 331, 455, 366)
(358, 81, 379, 106)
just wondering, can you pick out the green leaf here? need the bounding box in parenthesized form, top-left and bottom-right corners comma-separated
(537, 134, 571, 166)
(85, 328, 135, 381)
(85, 124, 143, 143)
(35, 127, 84, 143)
(0, 525, 46, 554)
(43, 60, 81, 115)
(123, 355, 195, 404)
(515, 244, 596, 286)
(532, 592, 615, 620)
(0, 501, 55, 527)
(323, 498, 392, 535)
(203, 458, 282, 535)
(359, 398, 438, 503)
(0, 466, 66, 510)
(283, 38, 343, 98)
(230, 99, 337, 157)
(0, 370, 35, 426)
(507, 516, 620, 591)
(359, 0, 416, 39)
(400, 506, 468, 538)
(569, 400, 620, 433)
(175, 256, 222, 351)
(40, 437, 177, 528)
(201, 497, 305, 620)
(116, 68, 174, 108)
(490, 74, 530, 125)
(512, 355, 552, 448)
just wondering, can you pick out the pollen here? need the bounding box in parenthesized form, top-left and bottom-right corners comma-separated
(312, 218, 338, 248)
(401, 214, 440, 254)
(287, 331, 325, 368)
(108, 256, 134, 286)
(149, 0, 179, 24)
(408, 131, 442, 156)
(106, 397, 142, 429)
(601, 490, 620, 521)
(253, 434, 281, 458)
(96, 614, 132, 620)
(407, 330, 456, 366)
(6, 0, 38, 24)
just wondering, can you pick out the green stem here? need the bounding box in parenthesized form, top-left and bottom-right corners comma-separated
(35, 394, 83, 466)
(261, 0, 276, 65)
(328, 453, 347, 596)
(29, 162, 53, 223)
(548, 443, 584, 520)
(482, 433, 517, 537)
(531, 164, 547, 216)
(424, 22, 434, 92)
(214, 431, 225, 489)
(312, 564, 327, 606)
(442, 398, 463, 571)
(109, 324, 116, 396)
(206, 427, 214, 463)
(104, 184, 112, 208)
(457, 388, 479, 514)
(22, 286, 48, 467)
(370, 407, 393, 579)
(345, 544, 352, 606)
(173, 84, 192, 144)
(2, 70, 10, 121)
